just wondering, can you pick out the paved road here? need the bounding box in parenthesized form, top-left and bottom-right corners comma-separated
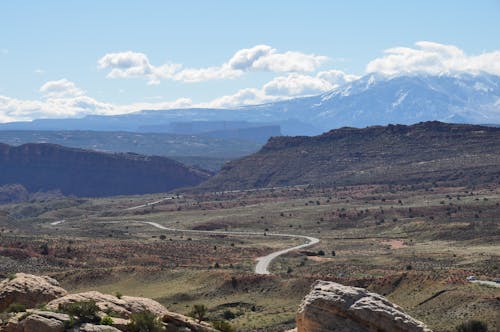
(143, 221, 320, 275)
(50, 219, 65, 226)
(470, 280, 500, 288)
(125, 196, 179, 211)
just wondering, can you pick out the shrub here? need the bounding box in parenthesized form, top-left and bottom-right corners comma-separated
(128, 310, 164, 332)
(212, 320, 236, 332)
(189, 304, 207, 322)
(100, 315, 114, 325)
(455, 320, 488, 332)
(6, 303, 26, 313)
(58, 300, 99, 323)
(222, 310, 236, 320)
(115, 292, 123, 299)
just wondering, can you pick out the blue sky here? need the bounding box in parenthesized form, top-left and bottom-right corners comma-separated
(0, 0, 499, 122)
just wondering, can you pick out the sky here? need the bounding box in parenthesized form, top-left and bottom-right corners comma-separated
(0, 0, 499, 122)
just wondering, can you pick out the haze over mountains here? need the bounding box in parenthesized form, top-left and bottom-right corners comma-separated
(1, 74, 499, 136)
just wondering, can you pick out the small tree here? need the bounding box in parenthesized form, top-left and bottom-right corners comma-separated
(190, 304, 207, 323)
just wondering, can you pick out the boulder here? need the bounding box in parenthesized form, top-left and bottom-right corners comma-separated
(296, 280, 431, 332)
(0, 273, 68, 312)
(70, 323, 121, 332)
(4, 310, 70, 332)
(47, 291, 168, 319)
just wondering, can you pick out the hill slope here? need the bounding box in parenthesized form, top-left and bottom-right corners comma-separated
(0, 143, 211, 197)
(199, 122, 500, 190)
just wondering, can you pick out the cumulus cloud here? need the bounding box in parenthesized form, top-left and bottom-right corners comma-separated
(0, 80, 194, 122)
(39, 79, 85, 98)
(98, 45, 329, 84)
(207, 70, 359, 108)
(366, 41, 500, 76)
(98, 51, 180, 85)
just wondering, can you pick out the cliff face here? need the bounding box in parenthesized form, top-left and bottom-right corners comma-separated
(0, 143, 211, 197)
(199, 121, 500, 191)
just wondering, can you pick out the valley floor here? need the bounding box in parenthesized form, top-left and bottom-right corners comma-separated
(0, 184, 499, 331)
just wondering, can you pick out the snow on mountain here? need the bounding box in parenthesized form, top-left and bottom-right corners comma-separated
(1, 74, 499, 136)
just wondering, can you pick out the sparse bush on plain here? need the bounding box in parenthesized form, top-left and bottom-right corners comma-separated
(455, 320, 488, 332)
(189, 304, 207, 322)
(212, 320, 236, 332)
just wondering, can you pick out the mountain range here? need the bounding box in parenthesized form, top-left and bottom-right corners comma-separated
(1, 73, 499, 136)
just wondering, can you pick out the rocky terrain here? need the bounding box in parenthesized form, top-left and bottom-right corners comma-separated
(0, 273, 218, 332)
(0, 143, 211, 197)
(1, 274, 434, 332)
(200, 121, 500, 190)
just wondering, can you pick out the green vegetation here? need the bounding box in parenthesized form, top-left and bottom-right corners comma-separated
(189, 304, 207, 322)
(100, 316, 114, 325)
(456, 320, 488, 332)
(58, 300, 99, 323)
(212, 320, 236, 332)
(128, 310, 164, 332)
(5, 303, 26, 313)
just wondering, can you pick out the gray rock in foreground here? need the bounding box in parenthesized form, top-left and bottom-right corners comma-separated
(297, 280, 431, 332)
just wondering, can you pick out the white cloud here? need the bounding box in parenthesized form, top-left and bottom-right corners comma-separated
(0, 80, 194, 122)
(40, 79, 84, 98)
(366, 41, 500, 76)
(98, 45, 329, 84)
(207, 70, 359, 108)
(97, 51, 180, 85)
(263, 73, 333, 96)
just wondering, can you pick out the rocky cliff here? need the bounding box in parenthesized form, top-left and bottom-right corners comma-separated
(199, 121, 500, 191)
(0, 143, 211, 197)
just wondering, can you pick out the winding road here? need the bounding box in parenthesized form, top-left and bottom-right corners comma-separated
(142, 221, 320, 275)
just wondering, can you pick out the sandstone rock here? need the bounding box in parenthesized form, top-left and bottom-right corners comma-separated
(163, 311, 219, 332)
(0, 273, 68, 312)
(46, 291, 168, 319)
(297, 280, 432, 332)
(70, 323, 121, 332)
(4, 310, 70, 332)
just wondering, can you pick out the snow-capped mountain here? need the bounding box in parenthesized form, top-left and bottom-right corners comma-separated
(249, 73, 500, 133)
(1, 74, 499, 136)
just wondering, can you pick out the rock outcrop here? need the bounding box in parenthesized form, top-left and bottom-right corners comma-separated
(0, 274, 219, 332)
(46, 291, 168, 318)
(296, 280, 431, 332)
(0, 273, 68, 312)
